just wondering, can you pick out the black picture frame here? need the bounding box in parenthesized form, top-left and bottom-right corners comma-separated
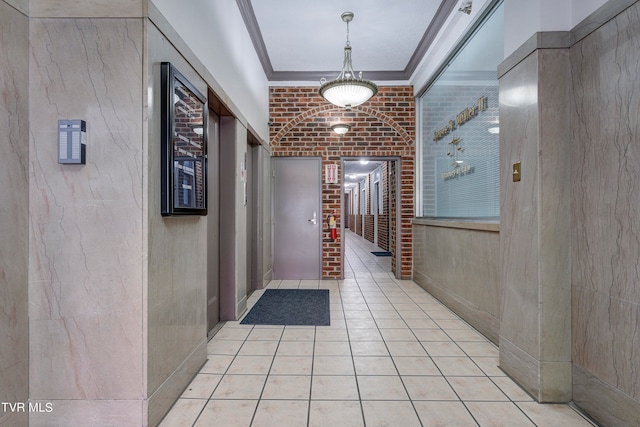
(161, 62, 208, 216)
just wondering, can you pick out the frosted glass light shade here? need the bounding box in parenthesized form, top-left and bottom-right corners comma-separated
(331, 123, 351, 135)
(319, 78, 377, 109)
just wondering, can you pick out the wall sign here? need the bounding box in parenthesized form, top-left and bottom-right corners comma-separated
(325, 164, 338, 183)
(433, 96, 487, 142)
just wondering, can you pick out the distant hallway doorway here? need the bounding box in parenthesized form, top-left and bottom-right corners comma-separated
(344, 230, 392, 278)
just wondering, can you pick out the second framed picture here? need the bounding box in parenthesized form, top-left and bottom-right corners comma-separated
(160, 62, 208, 216)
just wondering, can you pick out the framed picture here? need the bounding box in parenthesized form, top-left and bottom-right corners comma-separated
(161, 62, 208, 216)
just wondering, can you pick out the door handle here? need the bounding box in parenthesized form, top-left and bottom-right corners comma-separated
(308, 212, 317, 224)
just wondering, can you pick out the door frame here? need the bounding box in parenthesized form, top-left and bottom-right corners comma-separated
(206, 109, 220, 338)
(340, 156, 401, 279)
(271, 156, 322, 279)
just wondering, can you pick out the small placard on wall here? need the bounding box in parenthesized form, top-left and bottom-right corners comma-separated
(325, 164, 338, 183)
(58, 120, 86, 164)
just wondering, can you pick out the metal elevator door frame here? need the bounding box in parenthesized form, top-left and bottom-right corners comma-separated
(206, 109, 220, 336)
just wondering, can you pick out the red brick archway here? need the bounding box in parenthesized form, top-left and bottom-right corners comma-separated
(269, 86, 415, 279)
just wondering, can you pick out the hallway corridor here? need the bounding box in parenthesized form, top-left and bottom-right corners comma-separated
(160, 231, 595, 426)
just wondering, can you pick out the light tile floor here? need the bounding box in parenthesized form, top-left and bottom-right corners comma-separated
(160, 231, 597, 427)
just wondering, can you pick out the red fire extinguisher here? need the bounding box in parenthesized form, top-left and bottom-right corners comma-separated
(327, 212, 337, 240)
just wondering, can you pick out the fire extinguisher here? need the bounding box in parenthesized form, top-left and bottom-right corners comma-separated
(327, 212, 337, 240)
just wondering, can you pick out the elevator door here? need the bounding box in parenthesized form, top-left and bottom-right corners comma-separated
(207, 110, 220, 335)
(272, 157, 321, 279)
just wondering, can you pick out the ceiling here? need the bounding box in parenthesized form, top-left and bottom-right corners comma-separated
(235, 0, 498, 182)
(237, 0, 462, 81)
(343, 160, 384, 190)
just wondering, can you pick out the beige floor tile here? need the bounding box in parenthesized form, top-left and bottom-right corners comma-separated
(492, 376, 534, 401)
(346, 318, 378, 329)
(213, 327, 251, 340)
(427, 309, 463, 320)
(471, 356, 504, 376)
(353, 356, 398, 375)
(392, 356, 440, 375)
(348, 328, 383, 341)
(238, 340, 279, 356)
(413, 401, 477, 426)
(315, 328, 349, 342)
(344, 310, 374, 319)
(275, 340, 314, 356)
(445, 329, 487, 341)
(402, 375, 459, 401)
(269, 355, 313, 375)
(251, 400, 309, 427)
(432, 356, 485, 376)
(226, 355, 273, 375)
(380, 328, 417, 342)
(314, 340, 352, 356)
(369, 305, 399, 313)
(207, 339, 244, 355)
(435, 319, 471, 330)
(180, 374, 222, 399)
(246, 327, 284, 341)
(361, 401, 421, 427)
(199, 355, 234, 374)
(358, 375, 409, 400)
(350, 341, 389, 356)
(457, 341, 499, 357)
(374, 318, 409, 328)
(397, 310, 430, 320)
(211, 374, 266, 399)
(422, 341, 466, 357)
(281, 327, 315, 341)
(309, 401, 364, 427)
(386, 341, 428, 356)
(413, 329, 452, 341)
(158, 398, 206, 427)
(403, 317, 440, 329)
(163, 232, 593, 427)
(448, 376, 509, 401)
(516, 402, 597, 426)
(193, 399, 257, 427)
(390, 303, 419, 311)
(312, 355, 355, 375)
(311, 375, 359, 400)
(465, 401, 535, 426)
(367, 297, 398, 315)
(261, 375, 311, 399)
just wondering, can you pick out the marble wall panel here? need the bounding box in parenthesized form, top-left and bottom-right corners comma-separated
(5, 0, 27, 14)
(537, 47, 572, 366)
(499, 51, 541, 360)
(0, 2, 29, 425)
(571, 1, 640, 415)
(29, 0, 145, 18)
(499, 46, 573, 402)
(145, 21, 208, 419)
(28, 15, 144, 410)
(412, 222, 500, 343)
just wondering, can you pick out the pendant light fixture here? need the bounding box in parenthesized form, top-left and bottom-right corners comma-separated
(319, 11, 378, 110)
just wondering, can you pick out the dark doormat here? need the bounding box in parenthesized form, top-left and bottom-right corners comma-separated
(371, 251, 392, 257)
(240, 289, 330, 326)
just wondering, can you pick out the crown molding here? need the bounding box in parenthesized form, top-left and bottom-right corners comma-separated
(236, 0, 456, 82)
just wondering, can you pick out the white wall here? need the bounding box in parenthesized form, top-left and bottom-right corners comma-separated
(411, 0, 611, 93)
(504, 0, 610, 57)
(150, 0, 269, 142)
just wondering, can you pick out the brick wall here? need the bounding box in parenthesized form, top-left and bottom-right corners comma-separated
(270, 86, 415, 279)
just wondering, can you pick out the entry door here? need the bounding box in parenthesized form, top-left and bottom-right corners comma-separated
(207, 110, 220, 335)
(273, 157, 321, 279)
